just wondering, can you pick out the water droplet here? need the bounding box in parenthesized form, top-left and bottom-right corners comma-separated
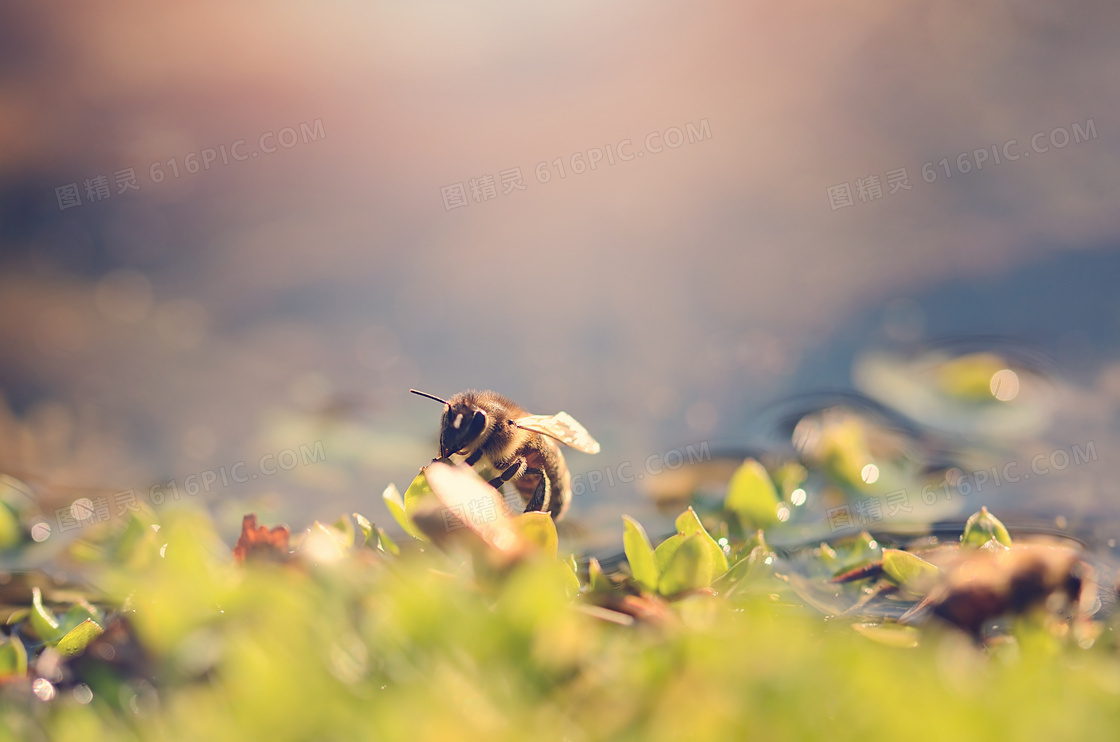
(990, 369, 1020, 401)
(32, 678, 56, 702)
(73, 684, 93, 705)
(31, 521, 51, 542)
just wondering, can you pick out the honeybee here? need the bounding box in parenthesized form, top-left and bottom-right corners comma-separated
(410, 389, 600, 520)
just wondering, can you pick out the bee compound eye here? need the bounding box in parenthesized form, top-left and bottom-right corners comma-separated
(467, 410, 487, 438)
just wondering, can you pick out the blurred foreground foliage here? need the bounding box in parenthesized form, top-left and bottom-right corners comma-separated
(1, 453, 1118, 742)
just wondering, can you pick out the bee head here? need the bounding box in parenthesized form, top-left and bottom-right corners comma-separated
(410, 389, 490, 459)
(439, 397, 488, 458)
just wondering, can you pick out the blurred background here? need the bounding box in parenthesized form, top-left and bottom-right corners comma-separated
(1, 0, 1118, 552)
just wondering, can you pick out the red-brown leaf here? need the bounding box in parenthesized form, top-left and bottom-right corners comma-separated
(233, 514, 291, 564)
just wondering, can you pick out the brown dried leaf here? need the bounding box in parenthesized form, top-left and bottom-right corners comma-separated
(233, 514, 291, 564)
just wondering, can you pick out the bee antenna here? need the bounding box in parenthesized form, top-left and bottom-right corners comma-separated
(410, 389, 449, 405)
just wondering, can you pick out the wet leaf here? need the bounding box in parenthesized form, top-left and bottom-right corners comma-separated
(962, 507, 1012, 548)
(55, 618, 105, 657)
(58, 599, 102, 636)
(881, 549, 939, 592)
(828, 531, 883, 573)
(714, 544, 776, 599)
(725, 459, 780, 529)
(622, 515, 658, 592)
(659, 508, 728, 577)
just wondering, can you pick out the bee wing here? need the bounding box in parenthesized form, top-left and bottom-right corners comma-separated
(515, 412, 601, 454)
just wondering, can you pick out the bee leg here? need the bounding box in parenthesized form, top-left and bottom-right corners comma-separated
(464, 449, 484, 466)
(487, 458, 527, 490)
(523, 469, 551, 513)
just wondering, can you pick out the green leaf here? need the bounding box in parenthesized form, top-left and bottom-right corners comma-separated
(0, 634, 27, 678)
(114, 511, 161, 566)
(961, 507, 1012, 548)
(0, 501, 20, 551)
(828, 531, 883, 573)
(58, 599, 102, 636)
(383, 481, 428, 542)
(713, 542, 775, 598)
(55, 618, 105, 657)
(332, 514, 356, 547)
(936, 352, 1009, 401)
(773, 461, 808, 499)
(557, 558, 581, 597)
(622, 516, 659, 592)
(402, 470, 438, 512)
(354, 512, 401, 555)
(30, 587, 61, 643)
(654, 534, 687, 573)
(725, 459, 780, 529)
(673, 507, 729, 575)
(852, 622, 920, 649)
(353, 512, 376, 547)
(376, 527, 400, 556)
(881, 549, 939, 591)
(514, 511, 559, 556)
(588, 557, 612, 592)
(5, 608, 29, 626)
(658, 534, 714, 596)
